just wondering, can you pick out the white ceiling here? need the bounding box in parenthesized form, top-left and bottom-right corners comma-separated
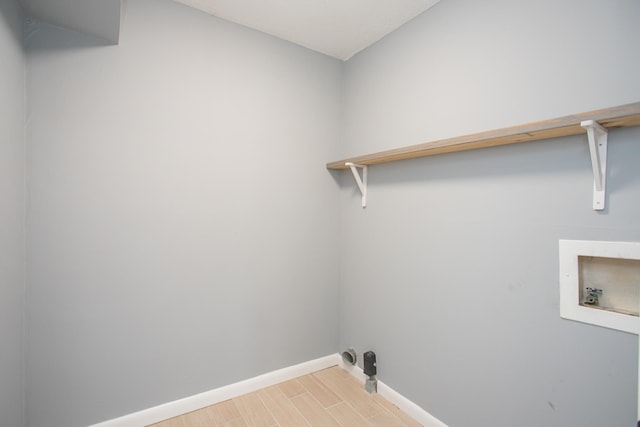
(19, 0, 440, 60)
(173, 0, 441, 60)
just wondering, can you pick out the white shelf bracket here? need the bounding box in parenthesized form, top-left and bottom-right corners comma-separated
(345, 162, 367, 208)
(581, 120, 608, 211)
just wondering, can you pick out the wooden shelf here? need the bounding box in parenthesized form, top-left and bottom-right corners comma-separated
(327, 102, 640, 170)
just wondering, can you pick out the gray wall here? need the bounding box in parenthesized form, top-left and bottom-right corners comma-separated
(339, 0, 640, 426)
(18, 0, 640, 426)
(0, 0, 25, 426)
(25, 0, 341, 425)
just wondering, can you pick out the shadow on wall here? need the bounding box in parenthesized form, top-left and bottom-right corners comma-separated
(24, 19, 116, 52)
(334, 134, 587, 190)
(0, 0, 22, 47)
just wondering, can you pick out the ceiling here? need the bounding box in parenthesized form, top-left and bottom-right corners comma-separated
(19, 0, 440, 61)
(173, 0, 440, 60)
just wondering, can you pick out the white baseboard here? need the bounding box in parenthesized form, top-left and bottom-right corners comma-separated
(89, 354, 337, 427)
(91, 353, 447, 427)
(337, 356, 448, 427)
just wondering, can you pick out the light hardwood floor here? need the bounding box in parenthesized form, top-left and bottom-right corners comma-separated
(148, 366, 422, 427)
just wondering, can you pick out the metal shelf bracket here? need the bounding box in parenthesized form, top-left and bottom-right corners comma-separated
(581, 120, 608, 211)
(346, 162, 367, 208)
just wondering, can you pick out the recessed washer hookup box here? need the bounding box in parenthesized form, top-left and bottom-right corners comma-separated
(559, 240, 640, 334)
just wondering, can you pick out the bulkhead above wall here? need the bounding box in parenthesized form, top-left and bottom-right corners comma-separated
(21, 0, 122, 44)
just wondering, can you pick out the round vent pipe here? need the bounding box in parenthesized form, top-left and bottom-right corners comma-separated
(341, 348, 357, 366)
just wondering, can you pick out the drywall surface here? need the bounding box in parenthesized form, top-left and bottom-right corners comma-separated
(0, 0, 25, 426)
(339, 0, 640, 426)
(25, 0, 342, 425)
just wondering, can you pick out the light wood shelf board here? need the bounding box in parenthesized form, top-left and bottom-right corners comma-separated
(327, 102, 640, 170)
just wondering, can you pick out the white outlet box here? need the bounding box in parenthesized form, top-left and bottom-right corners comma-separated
(559, 240, 640, 334)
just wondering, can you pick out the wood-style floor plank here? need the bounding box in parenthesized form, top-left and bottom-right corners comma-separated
(151, 416, 187, 427)
(372, 394, 423, 427)
(290, 392, 341, 427)
(258, 385, 311, 427)
(208, 400, 243, 425)
(179, 408, 216, 427)
(313, 368, 384, 419)
(277, 379, 306, 398)
(326, 401, 372, 427)
(296, 374, 342, 408)
(217, 418, 248, 427)
(369, 410, 407, 427)
(233, 392, 277, 427)
(148, 366, 422, 427)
